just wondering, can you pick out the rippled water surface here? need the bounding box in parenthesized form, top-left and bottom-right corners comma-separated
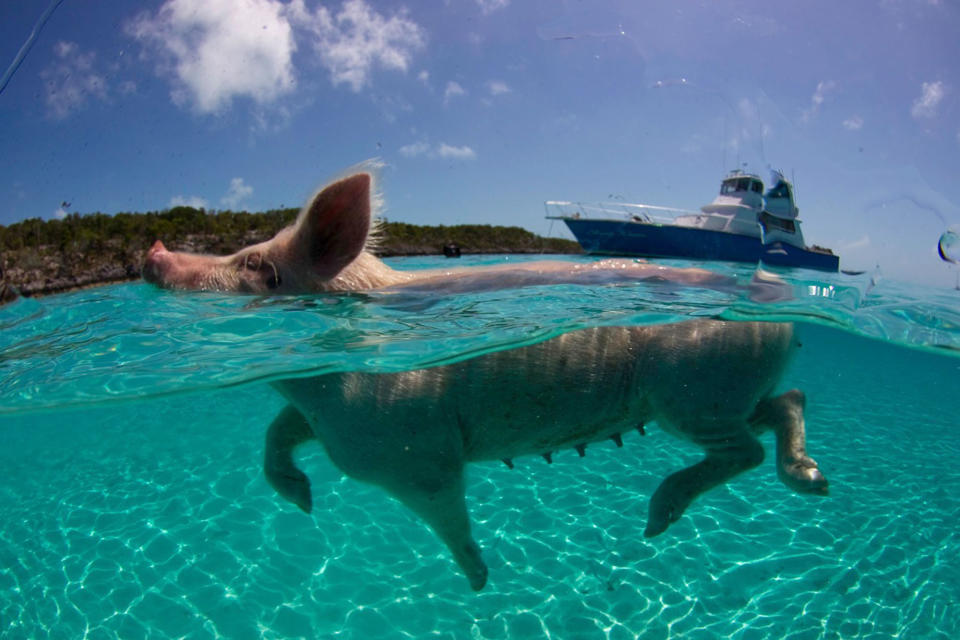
(1, 255, 958, 639)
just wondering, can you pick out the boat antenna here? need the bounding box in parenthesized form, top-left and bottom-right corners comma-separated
(757, 100, 768, 169)
(722, 114, 727, 173)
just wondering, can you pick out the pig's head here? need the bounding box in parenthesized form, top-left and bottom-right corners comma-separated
(143, 171, 391, 294)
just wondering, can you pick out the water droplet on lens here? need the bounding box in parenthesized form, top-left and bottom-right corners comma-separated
(938, 226, 959, 264)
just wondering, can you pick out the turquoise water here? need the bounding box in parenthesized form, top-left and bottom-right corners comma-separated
(1, 255, 958, 639)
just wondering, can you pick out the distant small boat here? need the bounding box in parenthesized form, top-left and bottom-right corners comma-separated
(443, 242, 462, 258)
(546, 170, 839, 272)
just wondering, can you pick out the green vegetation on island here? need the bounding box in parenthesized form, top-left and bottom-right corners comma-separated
(0, 206, 580, 299)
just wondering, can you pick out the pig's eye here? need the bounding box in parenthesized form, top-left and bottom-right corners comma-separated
(241, 252, 263, 270)
(237, 252, 281, 290)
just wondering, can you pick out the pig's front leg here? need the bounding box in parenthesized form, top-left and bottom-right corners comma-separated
(751, 390, 829, 496)
(321, 434, 488, 590)
(301, 405, 489, 590)
(644, 431, 765, 537)
(387, 469, 488, 591)
(264, 404, 316, 513)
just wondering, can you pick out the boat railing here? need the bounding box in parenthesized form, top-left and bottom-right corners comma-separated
(544, 200, 700, 225)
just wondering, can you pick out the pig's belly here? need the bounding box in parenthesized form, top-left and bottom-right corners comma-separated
(460, 409, 646, 462)
(452, 378, 650, 462)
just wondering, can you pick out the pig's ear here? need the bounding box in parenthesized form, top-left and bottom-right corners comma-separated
(294, 173, 372, 279)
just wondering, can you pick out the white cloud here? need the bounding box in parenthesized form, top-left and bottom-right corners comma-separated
(417, 70, 430, 84)
(911, 81, 945, 119)
(488, 80, 511, 95)
(476, 0, 510, 14)
(436, 143, 476, 159)
(221, 178, 254, 208)
(811, 81, 834, 107)
(170, 195, 210, 209)
(843, 115, 864, 130)
(127, 0, 297, 113)
(290, 0, 425, 92)
(53, 207, 68, 220)
(444, 81, 467, 103)
(41, 41, 109, 119)
(399, 141, 476, 160)
(399, 141, 431, 157)
(801, 80, 835, 123)
(128, 0, 425, 111)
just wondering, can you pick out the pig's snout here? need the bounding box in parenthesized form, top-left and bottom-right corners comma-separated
(142, 240, 219, 290)
(142, 240, 171, 285)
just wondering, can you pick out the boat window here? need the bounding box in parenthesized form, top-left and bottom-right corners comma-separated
(760, 211, 796, 233)
(751, 181, 763, 194)
(721, 180, 738, 194)
(767, 182, 791, 199)
(736, 178, 751, 191)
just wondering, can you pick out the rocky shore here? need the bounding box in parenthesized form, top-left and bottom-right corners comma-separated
(3, 263, 140, 299)
(1, 239, 145, 303)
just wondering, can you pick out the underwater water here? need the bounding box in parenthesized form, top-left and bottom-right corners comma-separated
(1, 255, 958, 639)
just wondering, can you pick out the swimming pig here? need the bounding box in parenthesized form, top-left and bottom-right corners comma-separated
(141, 168, 735, 294)
(266, 321, 827, 591)
(142, 168, 828, 590)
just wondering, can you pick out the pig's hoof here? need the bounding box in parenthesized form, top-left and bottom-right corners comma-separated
(461, 541, 488, 591)
(468, 564, 489, 591)
(645, 484, 686, 538)
(272, 469, 313, 514)
(781, 457, 829, 496)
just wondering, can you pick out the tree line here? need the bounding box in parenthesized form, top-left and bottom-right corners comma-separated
(0, 207, 579, 256)
(0, 207, 300, 255)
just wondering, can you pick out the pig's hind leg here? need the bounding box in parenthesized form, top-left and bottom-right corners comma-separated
(750, 389, 829, 496)
(644, 429, 765, 538)
(264, 404, 316, 513)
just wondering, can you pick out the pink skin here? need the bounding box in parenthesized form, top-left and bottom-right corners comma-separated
(143, 240, 210, 290)
(141, 171, 736, 295)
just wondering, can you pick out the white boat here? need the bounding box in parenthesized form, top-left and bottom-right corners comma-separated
(545, 170, 840, 271)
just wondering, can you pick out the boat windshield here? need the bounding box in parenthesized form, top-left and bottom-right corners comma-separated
(721, 177, 763, 194)
(767, 181, 792, 199)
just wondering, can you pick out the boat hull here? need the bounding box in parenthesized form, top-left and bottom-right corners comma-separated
(562, 218, 839, 272)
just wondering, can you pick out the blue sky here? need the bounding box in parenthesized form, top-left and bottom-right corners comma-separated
(1, 0, 958, 286)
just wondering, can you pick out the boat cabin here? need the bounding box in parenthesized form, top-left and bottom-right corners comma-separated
(720, 174, 764, 196)
(762, 176, 799, 220)
(674, 170, 766, 237)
